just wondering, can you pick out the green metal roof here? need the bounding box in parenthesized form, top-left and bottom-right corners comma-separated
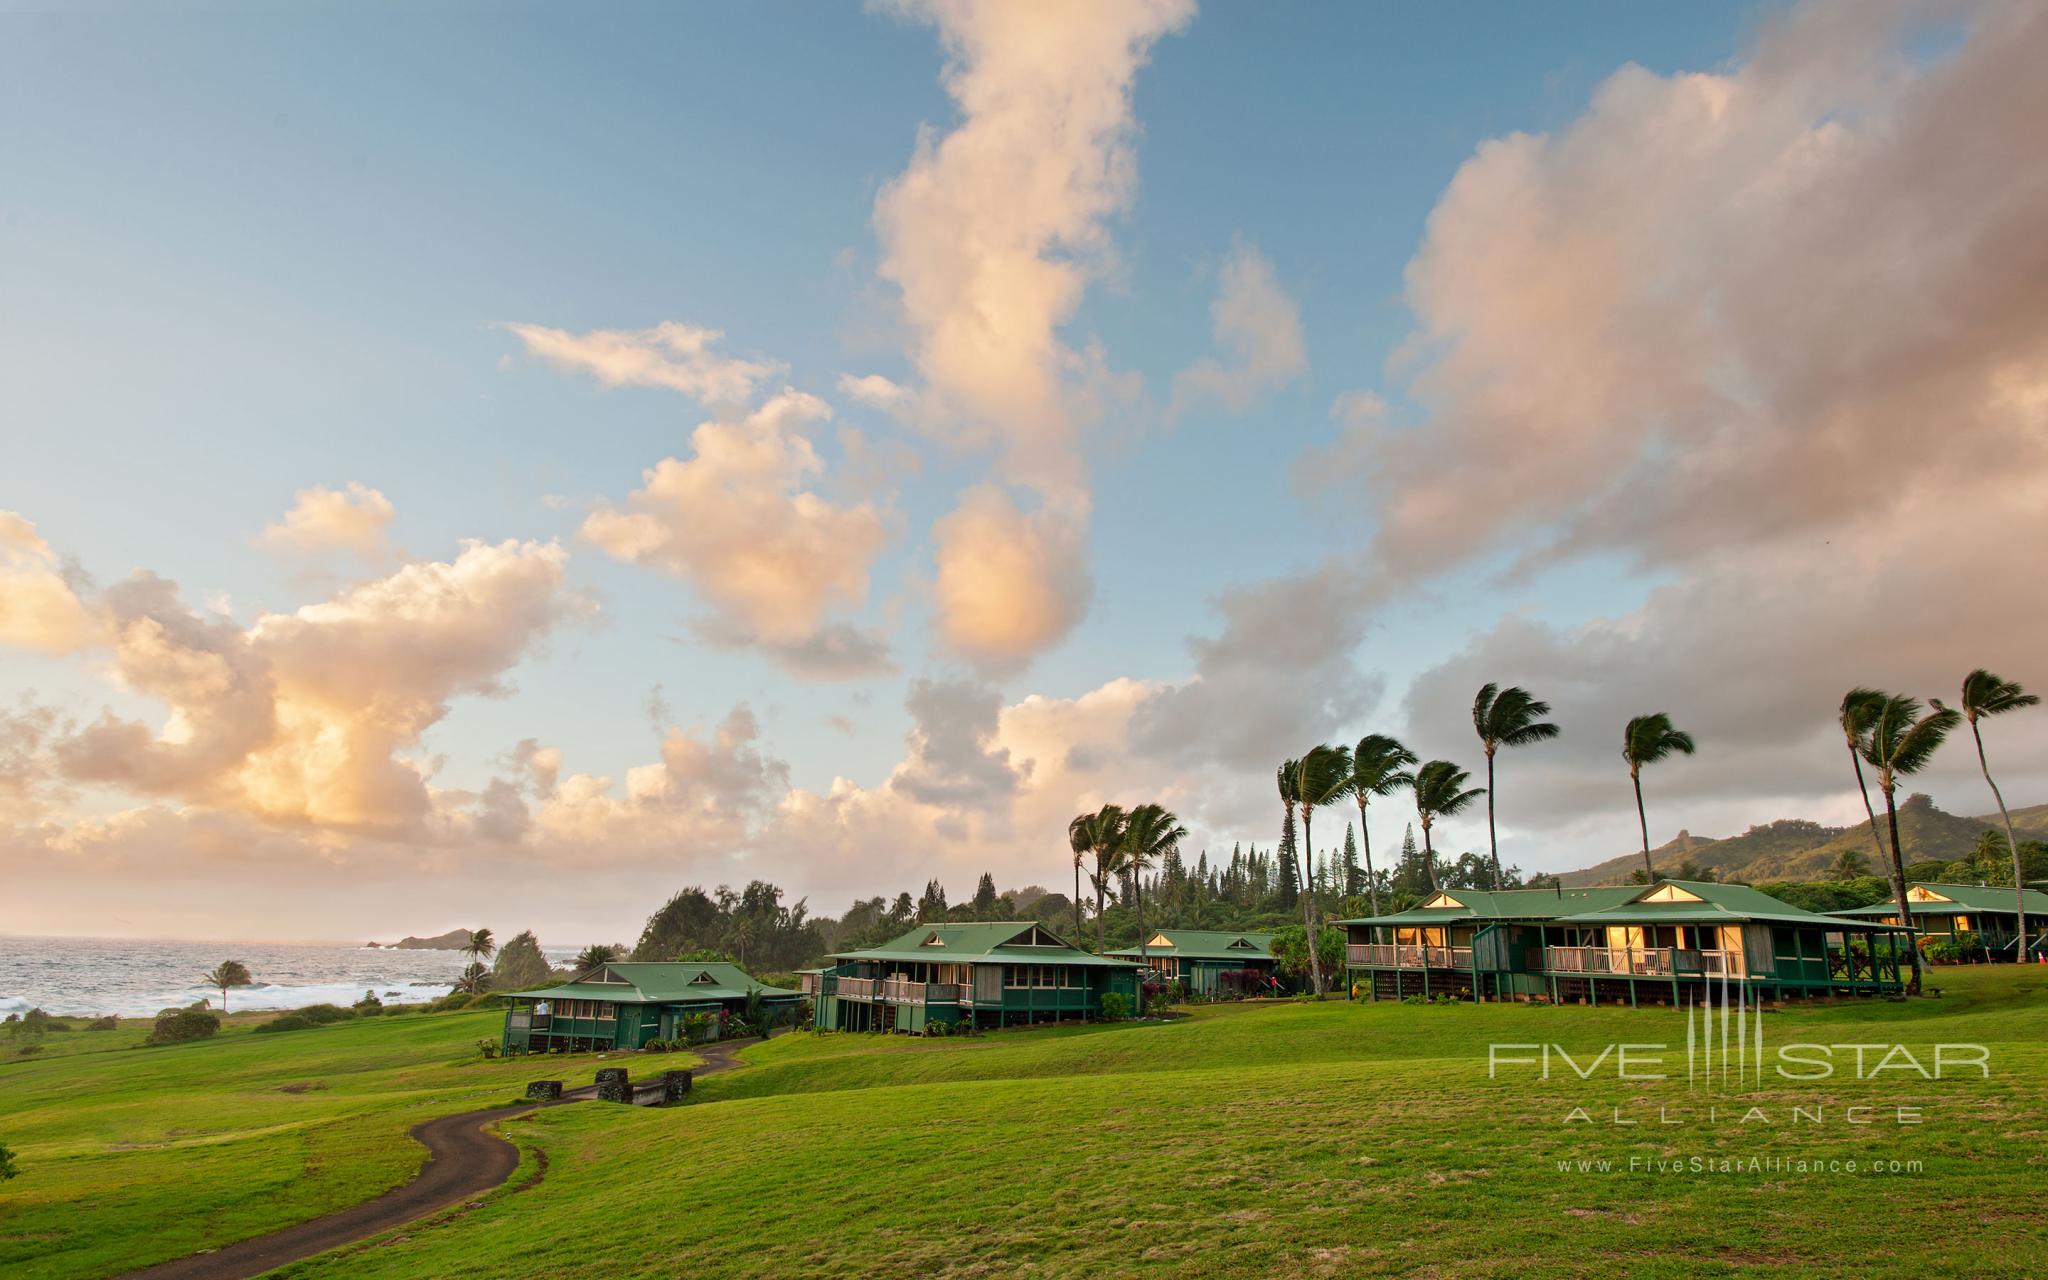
(1106, 929, 1277, 961)
(1343, 881, 1909, 932)
(1551, 881, 1910, 931)
(1834, 882, 2048, 917)
(500, 961, 799, 1004)
(831, 921, 1141, 967)
(1340, 886, 1640, 926)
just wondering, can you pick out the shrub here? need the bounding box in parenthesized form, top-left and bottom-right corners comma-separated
(353, 990, 384, 1014)
(1923, 938, 1961, 965)
(476, 1038, 499, 1059)
(298, 1004, 356, 1025)
(255, 1013, 317, 1034)
(13, 1044, 43, 1058)
(144, 1007, 220, 1046)
(924, 1018, 954, 1038)
(0, 1139, 17, 1179)
(86, 1016, 119, 1032)
(1097, 992, 1130, 1023)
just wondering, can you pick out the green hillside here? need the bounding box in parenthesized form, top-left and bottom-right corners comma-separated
(1558, 795, 2047, 887)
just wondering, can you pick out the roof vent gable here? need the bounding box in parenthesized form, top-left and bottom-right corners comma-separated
(1640, 884, 1705, 903)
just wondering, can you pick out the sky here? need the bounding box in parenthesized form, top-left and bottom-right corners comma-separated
(3, 0, 2045, 944)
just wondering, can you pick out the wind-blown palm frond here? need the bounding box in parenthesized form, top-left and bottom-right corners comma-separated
(1293, 744, 1353, 810)
(1348, 734, 1418, 798)
(1952, 669, 2040, 963)
(1863, 695, 1959, 777)
(1474, 684, 1561, 749)
(1622, 713, 1695, 883)
(1622, 713, 1696, 769)
(1413, 760, 1484, 822)
(1859, 693, 1958, 995)
(1472, 684, 1559, 888)
(1959, 669, 2039, 719)
(1345, 734, 1417, 916)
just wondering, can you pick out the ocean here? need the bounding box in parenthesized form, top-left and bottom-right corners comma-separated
(0, 935, 578, 1019)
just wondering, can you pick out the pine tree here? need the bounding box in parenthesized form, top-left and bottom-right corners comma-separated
(1341, 824, 1361, 896)
(972, 872, 998, 918)
(918, 879, 947, 922)
(1276, 824, 1300, 908)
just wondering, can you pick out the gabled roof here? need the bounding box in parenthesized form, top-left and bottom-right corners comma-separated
(1340, 886, 1640, 926)
(1552, 880, 1909, 930)
(831, 921, 1140, 967)
(1835, 883, 2048, 917)
(1106, 929, 1276, 961)
(500, 961, 798, 1003)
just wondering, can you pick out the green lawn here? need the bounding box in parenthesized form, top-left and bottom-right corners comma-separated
(0, 1008, 697, 1279)
(5, 973, 2044, 1279)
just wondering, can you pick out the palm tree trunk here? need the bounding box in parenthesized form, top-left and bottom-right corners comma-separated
(1136, 875, 1148, 1015)
(1633, 767, 1654, 885)
(1971, 720, 2028, 962)
(1421, 819, 1439, 892)
(1073, 856, 1084, 944)
(220, 983, 228, 1013)
(1357, 796, 1379, 917)
(1848, 745, 1886, 865)
(1485, 748, 1502, 890)
(1880, 780, 1921, 995)
(1300, 809, 1323, 995)
(1094, 855, 1107, 954)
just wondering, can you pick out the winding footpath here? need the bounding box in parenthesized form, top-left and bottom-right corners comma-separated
(121, 1037, 766, 1280)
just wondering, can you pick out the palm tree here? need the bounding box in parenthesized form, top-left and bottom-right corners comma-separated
(463, 928, 496, 967)
(1066, 813, 1094, 944)
(204, 960, 252, 1012)
(454, 962, 491, 995)
(574, 944, 619, 975)
(1831, 848, 1868, 880)
(1411, 761, 1485, 892)
(1861, 694, 1960, 995)
(1121, 804, 1187, 1010)
(1944, 670, 2039, 960)
(1291, 745, 1352, 996)
(1621, 713, 1695, 884)
(1071, 803, 1128, 954)
(1838, 689, 1890, 869)
(1346, 734, 1418, 918)
(1472, 684, 1560, 889)
(726, 915, 757, 968)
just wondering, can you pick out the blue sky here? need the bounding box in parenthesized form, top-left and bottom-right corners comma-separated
(6, 0, 2042, 940)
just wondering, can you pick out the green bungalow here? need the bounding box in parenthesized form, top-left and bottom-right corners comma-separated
(1835, 883, 2048, 960)
(1106, 929, 1283, 996)
(814, 921, 1142, 1033)
(1341, 880, 1913, 1005)
(499, 961, 801, 1054)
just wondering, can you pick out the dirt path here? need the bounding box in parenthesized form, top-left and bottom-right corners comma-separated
(121, 1036, 766, 1280)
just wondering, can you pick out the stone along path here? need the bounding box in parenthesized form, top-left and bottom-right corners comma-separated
(122, 1036, 767, 1280)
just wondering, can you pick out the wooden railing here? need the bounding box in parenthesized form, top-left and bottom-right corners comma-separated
(833, 976, 965, 1004)
(800, 972, 821, 994)
(1347, 944, 1472, 968)
(1544, 946, 1731, 977)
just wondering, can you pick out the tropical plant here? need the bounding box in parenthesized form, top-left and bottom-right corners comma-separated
(454, 962, 492, 995)
(1411, 761, 1485, 892)
(144, 1006, 220, 1046)
(1621, 713, 1696, 884)
(1065, 812, 1094, 944)
(1288, 745, 1353, 995)
(1268, 923, 1345, 985)
(1942, 670, 2039, 961)
(204, 960, 253, 1013)
(1472, 685, 1560, 890)
(1345, 734, 1418, 917)
(574, 944, 620, 974)
(1070, 804, 1128, 954)
(1096, 991, 1130, 1022)
(1860, 694, 1960, 994)
(0, 1139, 16, 1180)
(1120, 803, 1187, 1009)
(1838, 689, 1891, 870)
(1830, 848, 1869, 880)
(463, 928, 496, 967)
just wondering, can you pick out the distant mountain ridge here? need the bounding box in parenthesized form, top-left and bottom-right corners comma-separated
(1556, 796, 2048, 886)
(366, 928, 474, 951)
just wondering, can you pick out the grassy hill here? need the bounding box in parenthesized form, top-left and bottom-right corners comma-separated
(1557, 794, 2048, 886)
(7, 972, 2046, 1278)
